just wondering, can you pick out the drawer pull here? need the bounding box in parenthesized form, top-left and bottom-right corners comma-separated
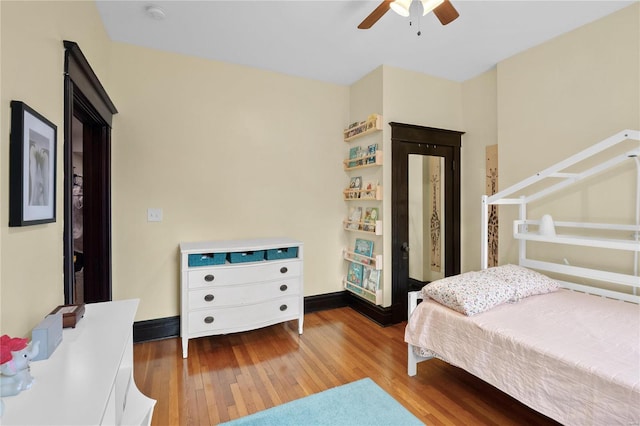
(204, 316, 214, 324)
(280, 267, 288, 274)
(279, 284, 288, 292)
(204, 274, 215, 282)
(279, 304, 287, 311)
(204, 294, 215, 302)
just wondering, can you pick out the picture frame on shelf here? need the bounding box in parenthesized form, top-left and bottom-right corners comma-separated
(9, 101, 57, 227)
(354, 238, 374, 264)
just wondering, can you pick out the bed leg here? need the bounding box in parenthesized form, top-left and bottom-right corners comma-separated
(407, 291, 422, 376)
(408, 345, 418, 376)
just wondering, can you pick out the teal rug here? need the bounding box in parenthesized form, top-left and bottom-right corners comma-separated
(220, 378, 424, 425)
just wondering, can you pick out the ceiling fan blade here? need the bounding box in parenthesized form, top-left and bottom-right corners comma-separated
(433, 0, 459, 25)
(358, 0, 393, 29)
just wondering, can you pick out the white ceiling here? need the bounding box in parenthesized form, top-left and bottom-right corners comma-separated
(95, 0, 634, 85)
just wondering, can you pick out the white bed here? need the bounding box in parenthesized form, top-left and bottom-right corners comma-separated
(405, 130, 640, 425)
(405, 288, 640, 425)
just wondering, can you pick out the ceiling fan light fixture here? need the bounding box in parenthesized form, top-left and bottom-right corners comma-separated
(144, 4, 166, 20)
(421, 0, 444, 16)
(390, 0, 412, 17)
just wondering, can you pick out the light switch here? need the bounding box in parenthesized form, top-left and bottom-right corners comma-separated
(147, 208, 163, 222)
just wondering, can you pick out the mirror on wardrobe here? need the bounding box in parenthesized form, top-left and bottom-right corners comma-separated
(408, 154, 445, 284)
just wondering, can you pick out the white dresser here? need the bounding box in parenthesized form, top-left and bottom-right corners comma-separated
(1, 299, 155, 425)
(180, 238, 304, 358)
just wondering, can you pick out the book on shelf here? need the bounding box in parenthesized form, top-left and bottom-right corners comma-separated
(348, 146, 360, 168)
(362, 207, 379, 232)
(363, 268, 380, 291)
(345, 121, 366, 139)
(361, 181, 377, 199)
(353, 238, 374, 264)
(347, 262, 364, 287)
(349, 176, 362, 199)
(367, 143, 378, 164)
(347, 207, 362, 230)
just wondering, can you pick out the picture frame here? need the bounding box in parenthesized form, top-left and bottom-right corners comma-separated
(9, 101, 57, 226)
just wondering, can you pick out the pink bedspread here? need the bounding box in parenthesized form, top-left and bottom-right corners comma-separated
(405, 289, 640, 425)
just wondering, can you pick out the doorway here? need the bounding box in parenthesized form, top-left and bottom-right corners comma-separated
(63, 41, 117, 304)
(390, 123, 462, 322)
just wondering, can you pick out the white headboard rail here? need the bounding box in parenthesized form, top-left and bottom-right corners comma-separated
(481, 130, 640, 303)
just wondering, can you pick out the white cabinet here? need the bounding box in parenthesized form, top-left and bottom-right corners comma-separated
(1, 299, 155, 426)
(180, 238, 304, 358)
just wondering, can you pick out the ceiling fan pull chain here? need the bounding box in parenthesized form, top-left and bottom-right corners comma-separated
(412, 12, 422, 36)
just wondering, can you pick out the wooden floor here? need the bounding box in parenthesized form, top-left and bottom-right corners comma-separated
(133, 307, 560, 425)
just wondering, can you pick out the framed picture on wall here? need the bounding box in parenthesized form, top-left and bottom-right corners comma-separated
(9, 101, 57, 226)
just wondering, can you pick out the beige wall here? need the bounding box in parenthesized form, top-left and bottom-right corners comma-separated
(460, 69, 498, 271)
(496, 3, 639, 269)
(109, 43, 349, 320)
(0, 1, 112, 337)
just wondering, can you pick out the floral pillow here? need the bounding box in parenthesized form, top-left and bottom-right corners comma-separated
(484, 264, 559, 301)
(421, 271, 515, 316)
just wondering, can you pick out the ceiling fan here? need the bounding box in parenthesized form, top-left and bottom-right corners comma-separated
(358, 0, 459, 29)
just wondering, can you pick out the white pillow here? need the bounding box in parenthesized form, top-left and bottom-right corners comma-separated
(484, 264, 558, 301)
(421, 271, 515, 316)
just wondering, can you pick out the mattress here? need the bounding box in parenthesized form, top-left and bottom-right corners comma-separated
(404, 289, 640, 425)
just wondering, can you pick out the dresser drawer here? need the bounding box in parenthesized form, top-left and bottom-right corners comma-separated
(188, 278, 301, 309)
(188, 296, 301, 334)
(187, 260, 301, 288)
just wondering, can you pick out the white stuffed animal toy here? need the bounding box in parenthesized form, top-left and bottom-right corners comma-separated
(0, 335, 40, 398)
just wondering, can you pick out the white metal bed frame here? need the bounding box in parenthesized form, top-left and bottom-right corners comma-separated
(408, 129, 640, 377)
(481, 129, 640, 301)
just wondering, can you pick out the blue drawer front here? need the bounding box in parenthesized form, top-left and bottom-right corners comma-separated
(265, 247, 298, 260)
(228, 250, 265, 263)
(188, 253, 226, 267)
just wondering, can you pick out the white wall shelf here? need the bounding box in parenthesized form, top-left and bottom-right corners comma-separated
(343, 151, 383, 170)
(343, 185, 383, 201)
(343, 114, 384, 308)
(344, 219, 383, 235)
(343, 249, 383, 270)
(344, 279, 382, 304)
(343, 114, 382, 142)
